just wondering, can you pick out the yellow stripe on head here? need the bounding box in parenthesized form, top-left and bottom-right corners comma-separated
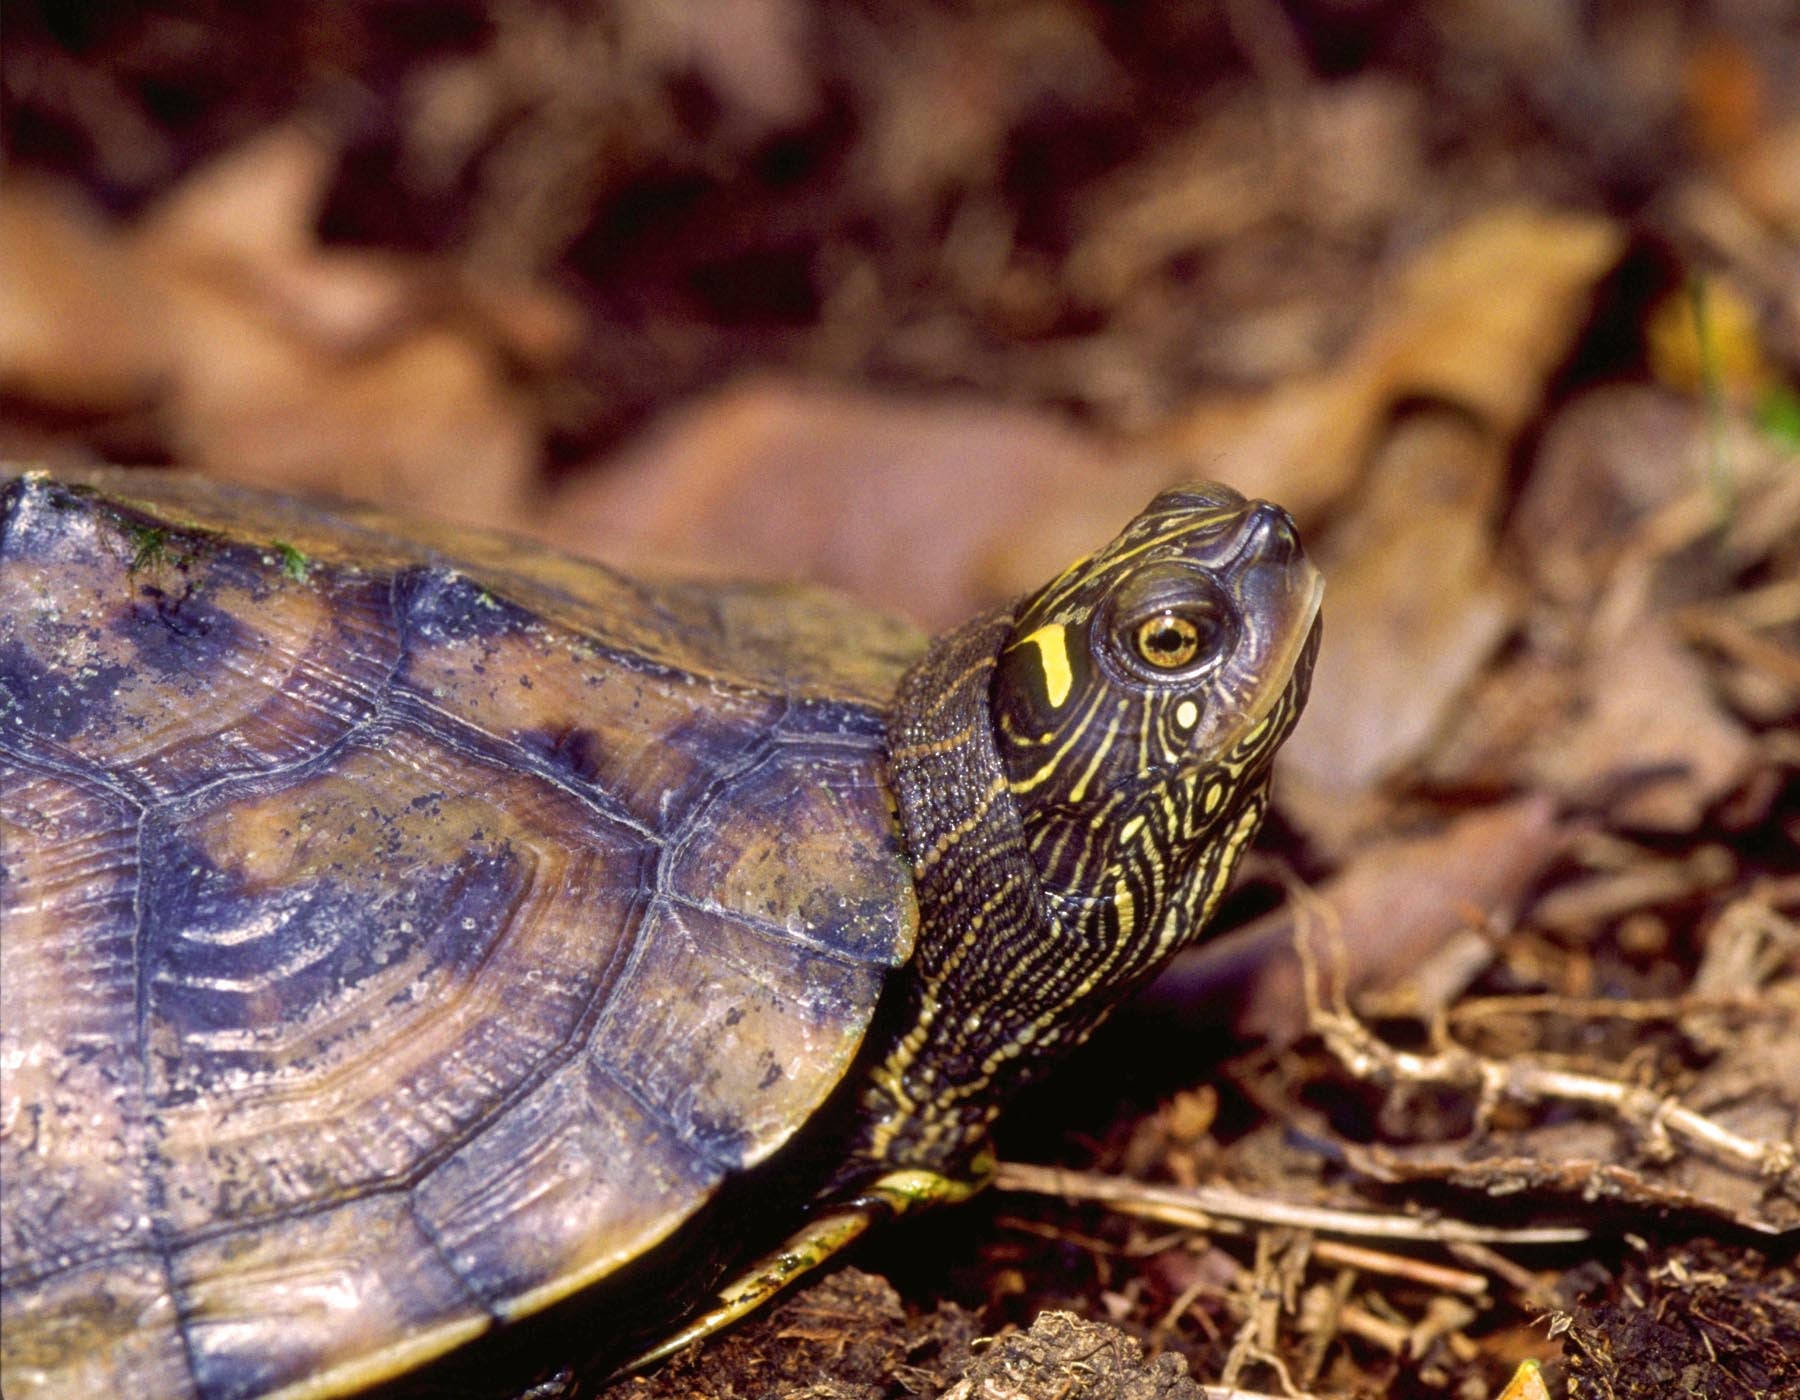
(1016, 622, 1073, 708)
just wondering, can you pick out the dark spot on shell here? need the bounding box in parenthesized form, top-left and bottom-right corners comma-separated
(139, 817, 529, 1097)
(757, 1060, 783, 1090)
(117, 581, 250, 680)
(515, 726, 607, 784)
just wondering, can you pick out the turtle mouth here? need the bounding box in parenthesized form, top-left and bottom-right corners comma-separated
(1248, 566, 1324, 724)
(1202, 562, 1324, 760)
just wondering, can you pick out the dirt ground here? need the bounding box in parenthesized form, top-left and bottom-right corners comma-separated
(4, 2, 1798, 1396)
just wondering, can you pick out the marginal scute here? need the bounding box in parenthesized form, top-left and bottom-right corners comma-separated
(0, 467, 920, 1400)
(172, 1188, 484, 1400)
(39, 466, 928, 705)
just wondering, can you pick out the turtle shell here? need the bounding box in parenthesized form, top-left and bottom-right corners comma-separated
(0, 467, 925, 1400)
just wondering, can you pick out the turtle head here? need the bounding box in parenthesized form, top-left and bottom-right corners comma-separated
(992, 483, 1323, 902)
(863, 484, 1318, 1177)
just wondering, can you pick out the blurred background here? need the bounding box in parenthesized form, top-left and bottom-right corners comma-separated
(4, 3, 1799, 1396)
(4, 0, 1796, 619)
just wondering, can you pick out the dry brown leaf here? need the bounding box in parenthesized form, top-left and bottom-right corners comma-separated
(134, 124, 431, 354)
(1728, 116, 1800, 238)
(1068, 77, 1422, 309)
(1527, 618, 1757, 832)
(850, 5, 1116, 209)
(1510, 386, 1712, 603)
(151, 272, 537, 526)
(1376, 207, 1629, 432)
(1682, 33, 1766, 167)
(1066, 100, 1288, 308)
(1279, 412, 1519, 843)
(0, 180, 162, 413)
(618, 0, 820, 136)
(1150, 205, 1626, 522)
(136, 122, 337, 263)
(125, 124, 540, 525)
(545, 376, 1152, 626)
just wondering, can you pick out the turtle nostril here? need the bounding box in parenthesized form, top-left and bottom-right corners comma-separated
(1235, 502, 1300, 564)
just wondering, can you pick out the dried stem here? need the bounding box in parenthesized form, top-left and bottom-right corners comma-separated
(992, 1162, 1588, 1244)
(1289, 880, 1800, 1197)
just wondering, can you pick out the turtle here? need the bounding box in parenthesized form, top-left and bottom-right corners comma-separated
(0, 464, 1322, 1400)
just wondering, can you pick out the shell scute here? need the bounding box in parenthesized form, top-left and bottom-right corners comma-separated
(0, 477, 398, 800)
(139, 726, 653, 1237)
(0, 760, 149, 1284)
(665, 741, 918, 967)
(390, 568, 786, 834)
(171, 1187, 484, 1400)
(591, 900, 885, 1168)
(1, 1251, 192, 1400)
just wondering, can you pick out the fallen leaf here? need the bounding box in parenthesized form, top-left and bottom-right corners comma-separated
(1067, 77, 1423, 308)
(1682, 32, 1765, 165)
(136, 122, 337, 264)
(127, 125, 541, 525)
(1728, 115, 1800, 238)
(0, 180, 162, 412)
(618, 0, 820, 136)
(1150, 205, 1627, 521)
(1279, 410, 1520, 844)
(545, 375, 1153, 626)
(1510, 385, 1712, 603)
(1528, 618, 1758, 832)
(149, 266, 536, 526)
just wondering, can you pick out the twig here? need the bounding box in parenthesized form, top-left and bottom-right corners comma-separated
(1221, 1231, 1302, 1394)
(1676, 603, 1800, 689)
(992, 1162, 1589, 1244)
(1309, 1239, 1490, 1297)
(1447, 989, 1788, 1028)
(1527, 845, 1734, 933)
(1336, 1302, 1408, 1354)
(1293, 1268, 1354, 1389)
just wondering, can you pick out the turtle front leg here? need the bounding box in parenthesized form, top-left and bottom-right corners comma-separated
(623, 1163, 990, 1372)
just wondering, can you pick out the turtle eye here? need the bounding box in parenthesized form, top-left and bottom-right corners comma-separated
(1134, 612, 1203, 669)
(1101, 566, 1238, 684)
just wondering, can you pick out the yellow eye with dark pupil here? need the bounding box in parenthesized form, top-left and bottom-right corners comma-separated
(1135, 612, 1201, 668)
